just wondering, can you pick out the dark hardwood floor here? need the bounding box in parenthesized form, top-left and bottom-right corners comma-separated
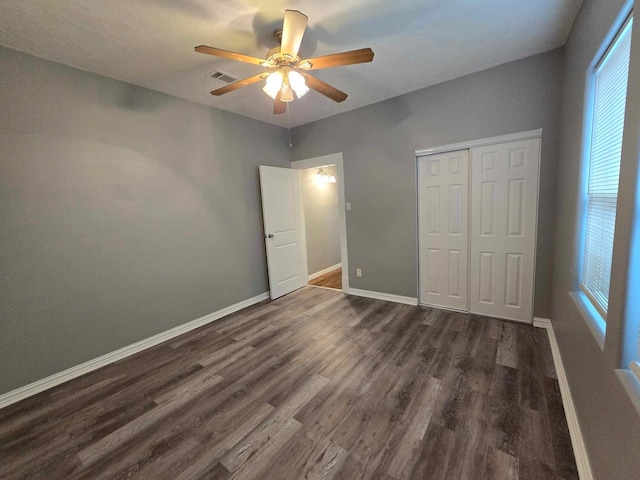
(0, 286, 577, 480)
(308, 268, 342, 290)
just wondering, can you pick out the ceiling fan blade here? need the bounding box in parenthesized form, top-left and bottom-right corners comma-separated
(274, 91, 287, 115)
(280, 10, 308, 58)
(210, 73, 269, 96)
(305, 48, 374, 70)
(195, 45, 266, 66)
(301, 74, 348, 103)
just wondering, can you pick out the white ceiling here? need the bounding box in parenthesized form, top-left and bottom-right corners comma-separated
(0, 0, 583, 128)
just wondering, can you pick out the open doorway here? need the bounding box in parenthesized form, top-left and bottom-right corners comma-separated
(300, 165, 342, 290)
(292, 153, 349, 294)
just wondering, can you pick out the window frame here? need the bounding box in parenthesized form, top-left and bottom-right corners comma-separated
(575, 13, 634, 344)
(622, 172, 640, 390)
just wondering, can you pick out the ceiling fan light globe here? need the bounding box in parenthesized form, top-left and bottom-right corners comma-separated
(280, 85, 294, 102)
(262, 84, 278, 100)
(287, 70, 305, 88)
(266, 71, 283, 88)
(293, 84, 310, 98)
(263, 71, 284, 100)
(287, 70, 309, 98)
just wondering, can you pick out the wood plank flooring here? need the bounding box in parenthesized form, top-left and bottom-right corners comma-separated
(308, 268, 342, 290)
(0, 286, 577, 480)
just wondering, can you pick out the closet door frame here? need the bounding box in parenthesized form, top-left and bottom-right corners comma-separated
(415, 129, 542, 323)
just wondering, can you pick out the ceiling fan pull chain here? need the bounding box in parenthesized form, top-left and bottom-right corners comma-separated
(287, 103, 293, 148)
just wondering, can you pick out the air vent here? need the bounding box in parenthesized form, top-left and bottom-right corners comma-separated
(208, 70, 238, 84)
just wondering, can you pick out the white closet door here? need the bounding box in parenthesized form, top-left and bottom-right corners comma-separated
(469, 138, 540, 323)
(418, 150, 469, 311)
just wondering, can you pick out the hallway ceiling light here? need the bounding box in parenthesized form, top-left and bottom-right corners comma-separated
(316, 169, 336, 183)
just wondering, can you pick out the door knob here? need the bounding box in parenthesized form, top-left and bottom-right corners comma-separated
(267, 234, 274, 239)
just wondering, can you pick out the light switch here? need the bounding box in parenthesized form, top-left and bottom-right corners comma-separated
(346, 202, 351, 211)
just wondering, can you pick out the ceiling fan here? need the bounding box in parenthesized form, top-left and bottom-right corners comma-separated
(195, 10, 374, 115)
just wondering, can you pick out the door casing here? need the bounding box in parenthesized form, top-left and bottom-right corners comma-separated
(291, 153, 349, 294)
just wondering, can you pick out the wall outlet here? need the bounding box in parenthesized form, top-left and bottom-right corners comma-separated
(356, 268, 362, 277)
(346, 202, 351, 211)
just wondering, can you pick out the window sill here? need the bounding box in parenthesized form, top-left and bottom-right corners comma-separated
(615, 369, 640, 417)
(570, 290, 606, 351)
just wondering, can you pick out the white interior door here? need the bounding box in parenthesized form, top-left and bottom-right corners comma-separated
(418, 149, 469, 311)
(259, 166, 308, 299)
(469, 138, 540, 323)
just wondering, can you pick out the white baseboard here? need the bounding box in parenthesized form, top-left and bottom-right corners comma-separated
(0, 291, 270, 410)
(348, 288, 418, 306)
(533, 317, 552, 329)
(308, 263, 342, 281)
(534, 317, 593, 480)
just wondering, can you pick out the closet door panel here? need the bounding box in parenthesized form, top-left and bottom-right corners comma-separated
(469, 138, 540, 323)
(418, 150, 469, 311)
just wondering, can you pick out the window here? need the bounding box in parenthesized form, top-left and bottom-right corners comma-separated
(581, 15, 633, 319)
(623, 183, 640, 390)
(628, 173, 640, 385)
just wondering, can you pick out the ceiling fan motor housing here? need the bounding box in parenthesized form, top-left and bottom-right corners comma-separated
(266, 47, 281, 60)
(274, 29, 283, 45)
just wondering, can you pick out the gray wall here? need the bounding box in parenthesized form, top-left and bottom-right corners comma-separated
(0, 47, 290, 395)
(300, 166, 341, 275)
(550, 0, 640, 478)
(292, 49, 564, 317)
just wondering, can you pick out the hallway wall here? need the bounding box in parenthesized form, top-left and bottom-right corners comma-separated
(300, 165, 341, 275)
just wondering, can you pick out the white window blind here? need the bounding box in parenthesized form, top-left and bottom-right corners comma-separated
(632, 361, 640, 382)
(581, 15, 633, 318)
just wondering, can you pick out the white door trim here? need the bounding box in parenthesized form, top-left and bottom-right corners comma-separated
(292, 153, 350, 294)
(415, 129, 542, 157)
